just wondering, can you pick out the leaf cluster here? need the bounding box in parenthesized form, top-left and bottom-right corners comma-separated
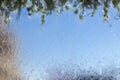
(0, 0, 120, 23)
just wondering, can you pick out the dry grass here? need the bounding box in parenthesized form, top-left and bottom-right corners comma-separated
(0, 16, 23, 80)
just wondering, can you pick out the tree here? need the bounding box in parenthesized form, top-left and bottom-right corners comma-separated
(0, 0, 120, 24)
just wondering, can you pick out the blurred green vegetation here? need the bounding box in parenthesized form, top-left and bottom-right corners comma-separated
(0, 0, 120, 23)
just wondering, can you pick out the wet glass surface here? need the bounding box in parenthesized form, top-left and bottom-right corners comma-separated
(1, 5, 120, 80)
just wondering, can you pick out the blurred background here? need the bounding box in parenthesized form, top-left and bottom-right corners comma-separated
(10, 9, 120, 80)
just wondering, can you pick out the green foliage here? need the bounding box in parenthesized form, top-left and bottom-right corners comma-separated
(0, 0, 120, 23)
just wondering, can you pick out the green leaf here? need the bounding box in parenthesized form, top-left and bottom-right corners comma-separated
(74, 8, 78, 14)
(65, 5, 71, 10)
(41, 15, 45, 24)
(79, 15, 83, 20)
(39, 8, 45, 13)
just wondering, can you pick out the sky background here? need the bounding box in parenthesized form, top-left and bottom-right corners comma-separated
(10, 8, 120, 79)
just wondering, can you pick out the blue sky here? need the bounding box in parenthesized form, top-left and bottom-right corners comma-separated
(11, 9, 120, 79)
